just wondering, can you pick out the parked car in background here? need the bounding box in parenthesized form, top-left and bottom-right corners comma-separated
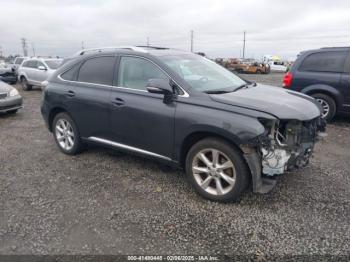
(18, 58, 62, 90)
(0, 80, 22, 114)
(283, 47, 350, 121)
(41, 46, 325, 202)
(0, 63, 17, 84)
(230, 61, 270, 74)
(268, 61, 287, 72)
(12, 56, 29, 76)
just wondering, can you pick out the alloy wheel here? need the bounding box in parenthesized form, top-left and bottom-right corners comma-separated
(192, 148, 236, 196)
(55, 119, 75, 151)
(316, 98, 330, 118)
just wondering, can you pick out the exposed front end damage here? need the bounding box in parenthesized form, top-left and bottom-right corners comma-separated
(242, 117, 326, 193)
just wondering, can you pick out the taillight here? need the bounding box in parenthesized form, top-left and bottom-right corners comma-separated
(283, 72, 293, 88)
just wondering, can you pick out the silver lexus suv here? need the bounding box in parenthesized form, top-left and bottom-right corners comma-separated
(18, 57, 62, 90)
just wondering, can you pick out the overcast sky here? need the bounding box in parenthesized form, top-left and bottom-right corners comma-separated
(1, 0, 350, 59)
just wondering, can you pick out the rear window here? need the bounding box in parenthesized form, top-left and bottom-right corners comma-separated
(77, 56, 115, 85)
(299, 51, 346, 73)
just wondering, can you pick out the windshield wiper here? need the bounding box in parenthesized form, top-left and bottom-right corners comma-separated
(233, 82, 257, 91)
(204, 89, 234, 94)
(203, 82, 257, 94)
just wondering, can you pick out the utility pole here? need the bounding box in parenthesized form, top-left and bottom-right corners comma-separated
(147, 37, 150, 47)
(0, 46, 3, 58)
(190, 30, 194, 52)
(32, 43, 36, 56)
(242, 31, 246, 59)
(81, 41, 85, 50)
(21, 38, 28, 56)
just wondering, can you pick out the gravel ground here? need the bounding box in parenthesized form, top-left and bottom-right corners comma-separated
(0, 73, 349, 258)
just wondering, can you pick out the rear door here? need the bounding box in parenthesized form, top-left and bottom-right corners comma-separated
(59, 55, 117, 139)
(26, 60, 39, 84)
(340, 52, 350, 110)
(293, 51, 346, 93)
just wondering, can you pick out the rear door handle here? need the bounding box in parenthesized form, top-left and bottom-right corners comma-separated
(66, 90, 75, 97)
(112, 97, 125, 106)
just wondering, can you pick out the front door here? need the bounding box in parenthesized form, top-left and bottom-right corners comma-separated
(34, 61, 49, 83)
(109, 56, 175, 159)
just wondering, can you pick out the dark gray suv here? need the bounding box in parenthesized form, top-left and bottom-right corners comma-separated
(41, 46, 325, 202)
(283, 47, 350, 121)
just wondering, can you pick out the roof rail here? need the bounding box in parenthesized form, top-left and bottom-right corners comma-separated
(75, 46, 148, 56)
(136, 45, 170, 50)
(320, 46, 350, 49)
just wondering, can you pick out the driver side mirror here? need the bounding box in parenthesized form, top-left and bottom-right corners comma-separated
(146, 79, 172, 94)
(38, 65, 47, 71)
(146, 79, 176, 103)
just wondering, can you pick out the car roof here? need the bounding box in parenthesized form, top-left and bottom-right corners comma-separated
(72, 46, 193, 58)
(300, 46, 350, 55)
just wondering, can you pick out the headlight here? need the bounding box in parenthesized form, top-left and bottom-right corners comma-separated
(9, 88, 19, 97)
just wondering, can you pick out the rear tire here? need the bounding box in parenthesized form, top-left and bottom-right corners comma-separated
(185, 138, 250, 202)
(52, 112, 83, 155)
(21, 77, 32, 91)
(311, 93, 336, 122)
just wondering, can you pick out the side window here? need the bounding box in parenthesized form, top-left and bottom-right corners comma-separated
(26, 61, 36, 68)
(30, 61, 38, 69)
(344, 53, 350, 73)
(299, 51, 347, 73)
(61, 64, 80, 81)
(77, 56, 115, 85)
(118, 56, 168, 90)
(37, 61, 45, 69)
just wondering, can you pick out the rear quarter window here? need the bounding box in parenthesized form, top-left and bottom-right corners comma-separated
(344, 53, 350, 73)
(299, 51, 347, 73)
(77, 56, 116, 85)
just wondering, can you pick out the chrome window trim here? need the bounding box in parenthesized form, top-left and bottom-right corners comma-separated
(87, 136, 172, 161)
(57, 54, 190, 98)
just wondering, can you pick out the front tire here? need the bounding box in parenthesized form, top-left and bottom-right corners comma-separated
(311, 93, 336, 122)
(52, 112, 83, 155)
(21, 77, 32, 91)
(185, 138, 250, 202)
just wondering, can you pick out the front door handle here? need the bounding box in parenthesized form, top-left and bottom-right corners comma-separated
(66, 90, 75, 97)
(112, 97, 125, 106)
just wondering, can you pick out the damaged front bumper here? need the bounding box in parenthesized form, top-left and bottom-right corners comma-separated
(241, 117, 326, 194)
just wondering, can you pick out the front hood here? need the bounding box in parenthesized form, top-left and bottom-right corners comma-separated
(210, 84, 321, 121)
(0, 80, 13, 93)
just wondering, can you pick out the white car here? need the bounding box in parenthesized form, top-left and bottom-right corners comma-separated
(18, 58, 62, 90)
(268, 61, 287, 72)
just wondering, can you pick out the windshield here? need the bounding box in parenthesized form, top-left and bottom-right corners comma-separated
(158, 54, 246, 92)
(45, 59, 62, 69)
